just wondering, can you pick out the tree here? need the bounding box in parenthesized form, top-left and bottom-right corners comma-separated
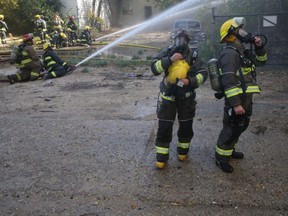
(152, 0, 183, 10)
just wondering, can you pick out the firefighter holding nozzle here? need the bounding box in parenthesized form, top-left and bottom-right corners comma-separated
(151, 29, 207, 169)
(209, 17, 267, 173)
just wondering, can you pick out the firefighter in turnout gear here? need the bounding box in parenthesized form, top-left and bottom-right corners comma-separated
(78, 26, 92, 45)
(7, 34, 42, 84)
(67, 16, 78, 44)
(0, 14, 8, 44)
(215, 17, 267, 173)
(42, 43, 75, 80)
(34, 15, 47, 44)
(151, 29, 207, 169)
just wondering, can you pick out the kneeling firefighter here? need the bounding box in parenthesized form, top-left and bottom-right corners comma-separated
(151, 29, 207, 169)
(7, 33, 42, 84)
(208, 17, 267, 173)
(42, 43, 75, 80)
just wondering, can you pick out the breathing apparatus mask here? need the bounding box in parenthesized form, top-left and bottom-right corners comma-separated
(171, 30, 190, 56)
(231, 17, 267, 48)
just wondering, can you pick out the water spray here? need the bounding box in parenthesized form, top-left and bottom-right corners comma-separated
(75, 0, 206, 68)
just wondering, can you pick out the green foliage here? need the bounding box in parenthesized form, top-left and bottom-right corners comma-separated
(0, 0, 64, 34)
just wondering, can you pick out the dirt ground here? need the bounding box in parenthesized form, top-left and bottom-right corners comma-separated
(0, 42, 288, 215)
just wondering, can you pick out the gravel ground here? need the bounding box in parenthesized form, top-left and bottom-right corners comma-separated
(0, 60, 287, 216)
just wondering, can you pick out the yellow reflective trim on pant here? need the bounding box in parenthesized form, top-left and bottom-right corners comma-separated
(225, 87, 243, 98)
(31, 72, 39, 77)
(215, 146, 233, 156)
(241, 66, 255, 75)
(51, 71, 57, 77)
(16, 73, 21, 81)
(156, 146, 169, 155)
(47, 61, 56, 67)
(177, 142, 190, 149)
(160, 92, 175, 101)
(256, 53, 267, 61)
(155, 60, 164, 74)
(21, 59, 32, 64)
(196, 73, 204, 85)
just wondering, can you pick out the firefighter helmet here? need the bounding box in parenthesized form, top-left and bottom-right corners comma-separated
(0, 14, 4, 20)
(22, 33, 34, 42)
(84, 26, 90, 30)
(166, 60, 190, 84)
(35, 15, 41, 19)
(69, 16, 74, 21)
(220, 17, 246, 43)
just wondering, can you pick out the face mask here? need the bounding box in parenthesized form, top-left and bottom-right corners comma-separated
(174, 36, 189, 54)
(236, 28, 255, 44)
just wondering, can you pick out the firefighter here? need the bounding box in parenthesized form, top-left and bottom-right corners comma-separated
(50, 26, 68, 48)
(42, 43, 75, 80)
(215, 17, 267, 173)
(34, 15, 47, 44)
(78, 26, 92, 45)
(66, 16, 78, 44)
(0, 14, 8, 44)
(7, 33, 42, 84)
(52, 14, 64, 31)
(151, 29, 207, 169)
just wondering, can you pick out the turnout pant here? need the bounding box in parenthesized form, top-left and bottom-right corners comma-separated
(215, 94, 253, 163)
(155, 95, 196, 162)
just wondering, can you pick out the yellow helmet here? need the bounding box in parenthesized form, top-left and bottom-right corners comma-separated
(0, 14, 4, 20)
(84, 26, 90, 30)
(60, 33, 67, 39)
(166, 60, 190, 84)
(43, 43, 51, 50)
(35, 15, 41, 19)
(220, 17, 246, 43)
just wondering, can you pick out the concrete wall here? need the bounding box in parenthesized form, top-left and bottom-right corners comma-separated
(119, 0, 160, 27)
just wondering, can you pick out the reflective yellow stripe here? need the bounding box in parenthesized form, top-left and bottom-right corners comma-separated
(196, 73, 204, 85)
(225, 87, 243, 98)
(225, 85, 260, 98)
(177, 142, 190, 149)
(246, 85, 260, 93)
(215, 146, 233, 156)
(51, 71, 57, 77)
(156, 146, 169, 155)
(16, 73, 21, 81)
(160, 92, 175, 101)
(31, 72, 39, 77)
(241, 66, 255, 75)
(21, 59, 32, 64)
(155, 60, 164, 74)
(256, 53, 267, 61)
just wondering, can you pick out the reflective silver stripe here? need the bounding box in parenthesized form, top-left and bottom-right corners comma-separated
(215, 146, 233, 156)
(156, 146, 169, 155)
(177, 142, 190, 149)
(155, 60, 164, 74)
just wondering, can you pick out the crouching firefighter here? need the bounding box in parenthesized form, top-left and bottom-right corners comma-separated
(151, 29, 207, 169)
(209, 17, 267, 173)
(42, 43, 76, 80)
(8, 33, 42, 84)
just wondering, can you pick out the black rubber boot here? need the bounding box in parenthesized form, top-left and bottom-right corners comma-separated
(216, 161, 234, 173)
(231, 151, 244, 159)
(7, 75, 15, 84)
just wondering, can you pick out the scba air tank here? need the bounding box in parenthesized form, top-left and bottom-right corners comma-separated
(207, 58, 222, 92)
